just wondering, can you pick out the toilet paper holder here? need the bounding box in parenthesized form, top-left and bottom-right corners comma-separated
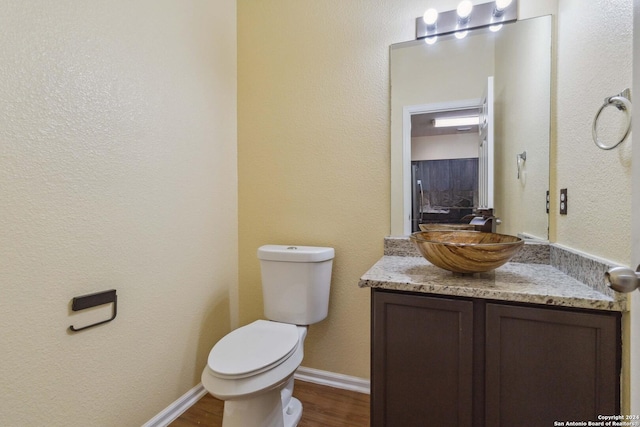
(69, 289, 118, 332)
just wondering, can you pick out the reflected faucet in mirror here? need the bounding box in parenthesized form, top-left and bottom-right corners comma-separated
(463, 209, 501, 233)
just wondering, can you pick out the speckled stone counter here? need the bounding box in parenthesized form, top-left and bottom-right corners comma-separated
(359, 254, 627, 312)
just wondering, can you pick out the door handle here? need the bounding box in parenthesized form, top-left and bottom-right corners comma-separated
(605, 266, 640, 293)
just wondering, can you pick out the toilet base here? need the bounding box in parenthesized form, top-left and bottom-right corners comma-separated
(281, 377, 302, 427)
(221, 379, 302, 427)
(283, 397, 302, 427)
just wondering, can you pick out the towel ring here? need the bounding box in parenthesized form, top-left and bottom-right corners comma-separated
(592, 89, 632, 150)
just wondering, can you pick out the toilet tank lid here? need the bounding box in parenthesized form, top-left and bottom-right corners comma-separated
(258, 245, 335, 262)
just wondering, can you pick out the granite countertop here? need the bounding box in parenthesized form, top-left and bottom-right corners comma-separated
(359, 255, 626, 312)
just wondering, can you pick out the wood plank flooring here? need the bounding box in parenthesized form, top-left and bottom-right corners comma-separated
(170, 380, 370, 427)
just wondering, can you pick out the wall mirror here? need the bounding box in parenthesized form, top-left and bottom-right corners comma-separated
(390, 15, 552, 240)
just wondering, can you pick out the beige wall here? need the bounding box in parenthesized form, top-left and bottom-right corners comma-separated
(0, 1, 237, 425)
(494, 16, 551, 239)
(555, 0, 633, 265)
(556, 1, 633, 409)
(237, 0, 421, 378)
(412, 134, 479, 161)
(2, 0, 633, 423)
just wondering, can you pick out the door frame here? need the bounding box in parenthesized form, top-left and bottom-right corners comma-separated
(478, 76, 495, 210)
(401, 98, 481, 236)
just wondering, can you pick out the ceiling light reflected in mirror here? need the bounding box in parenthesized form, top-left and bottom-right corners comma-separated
(433, 116, 480, 128)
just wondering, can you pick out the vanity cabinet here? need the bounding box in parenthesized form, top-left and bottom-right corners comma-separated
(371, 289, 621, 427)
(372, 290, 474, 426)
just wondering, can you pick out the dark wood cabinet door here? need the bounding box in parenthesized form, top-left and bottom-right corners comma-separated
(372, 290, 474, 427)
(485, 303, 620, 427)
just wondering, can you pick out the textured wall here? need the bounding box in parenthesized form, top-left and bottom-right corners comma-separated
(555, 0, 633, 264)
(494, 16, 552, 240)
(0, 1, 237, 425)
(237, 0, 425, 379)
(238, 0, 631, 382)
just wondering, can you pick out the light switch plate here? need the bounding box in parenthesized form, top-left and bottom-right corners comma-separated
(546, 191, 550, 214)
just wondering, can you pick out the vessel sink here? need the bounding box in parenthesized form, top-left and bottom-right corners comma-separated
(410, 231, 524, 274)
(418, 223, 475, 231)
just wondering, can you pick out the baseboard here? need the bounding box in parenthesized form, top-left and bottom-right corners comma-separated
(143, 367, 370, 426)
(142, 383, 207, 427)
(294, 366, 370, 395)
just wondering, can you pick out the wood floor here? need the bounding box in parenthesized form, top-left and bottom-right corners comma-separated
(169, 380, 370, 427)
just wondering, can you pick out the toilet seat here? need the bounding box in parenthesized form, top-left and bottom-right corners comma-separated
(208, 320, 299, 379)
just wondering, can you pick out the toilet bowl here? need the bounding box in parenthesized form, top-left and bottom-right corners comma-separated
(201, 245, 334, 427)
(202, 320, 308, 427)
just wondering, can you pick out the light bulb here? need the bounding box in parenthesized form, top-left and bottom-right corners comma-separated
(495, 0, 513, 11)
(425, 36, 438, 45)
(423, 8, 439, 27)
(489, 24, 503, 32)
(433, 116, 479, 127)
(455, 30, 468, 39)
(457, 0, 473, 20)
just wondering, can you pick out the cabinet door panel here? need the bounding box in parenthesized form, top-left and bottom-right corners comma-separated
(485, 304, 620, 426)
(372, 291, 474, 427)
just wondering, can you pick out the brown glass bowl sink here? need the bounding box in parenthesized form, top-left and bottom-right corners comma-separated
(418, 223, 475, 231)
(410, 231, 524, 274)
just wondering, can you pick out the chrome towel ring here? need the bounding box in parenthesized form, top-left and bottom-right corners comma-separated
(592, 88, 632, 150)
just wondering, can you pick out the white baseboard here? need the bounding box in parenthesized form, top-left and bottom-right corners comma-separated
(142, 383, 207, 427)
(143, 367, 370, 426)
(294, 366, 370, 395)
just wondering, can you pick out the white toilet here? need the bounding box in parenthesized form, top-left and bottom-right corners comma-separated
(201, 244, 335, 427)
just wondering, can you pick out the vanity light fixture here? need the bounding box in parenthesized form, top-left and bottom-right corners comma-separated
(423, 8, 439, 28)
(433, 116, 480, 128)
(455, 30, 469, 39)
(415, 0, 517, 41)
(489, 24, 503, 32)
(424, 36, 438, 45)
(494, 0, 513, 16)
(457, 0, 473, 23)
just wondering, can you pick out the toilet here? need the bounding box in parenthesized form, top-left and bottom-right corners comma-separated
(201, 244, 335, 427)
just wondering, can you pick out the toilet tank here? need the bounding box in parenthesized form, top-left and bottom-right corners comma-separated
(257, 245, 334, 325)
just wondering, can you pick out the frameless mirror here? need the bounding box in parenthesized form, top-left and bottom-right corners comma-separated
(390, 15, 551, 240)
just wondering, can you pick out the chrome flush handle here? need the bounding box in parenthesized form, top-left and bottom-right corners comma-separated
(605, 265, 640, 293)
